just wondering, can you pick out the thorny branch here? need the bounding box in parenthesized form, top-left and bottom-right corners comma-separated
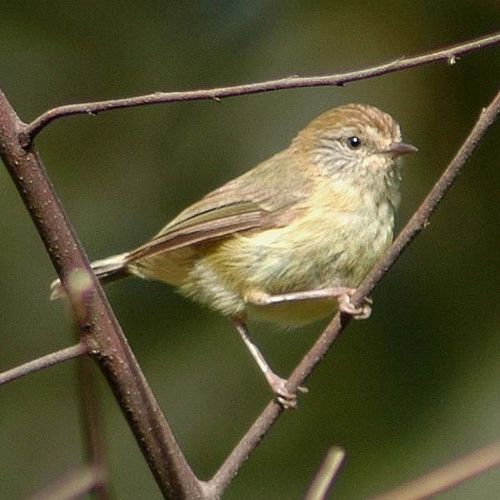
(0, 33, 499, 499)
(21, 31, 500, 145)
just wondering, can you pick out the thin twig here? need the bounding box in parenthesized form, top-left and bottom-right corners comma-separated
(371, 440, 500, 500)
(209, 91, 500, 496)
(29, 464, 106, 500)
(21, 31, 500, 144)
(76, 352, 111, 500)
(0, 343, 88, 386)
(305, 447, 346, 500)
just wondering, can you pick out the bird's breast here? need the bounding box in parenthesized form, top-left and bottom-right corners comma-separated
(181, 185, 397, 324)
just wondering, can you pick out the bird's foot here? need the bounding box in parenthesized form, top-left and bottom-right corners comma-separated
(266, 371, 308, 410)
(335, 287, 372, 319)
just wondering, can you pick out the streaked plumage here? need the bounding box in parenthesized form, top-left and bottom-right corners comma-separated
(51, 104, 416, 401)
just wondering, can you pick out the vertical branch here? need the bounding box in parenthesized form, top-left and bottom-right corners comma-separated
(76, 352, 110, 499)
(0, 89, 205, 499)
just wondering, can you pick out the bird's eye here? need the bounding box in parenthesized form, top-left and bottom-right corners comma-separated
(347, 136, 362, 149)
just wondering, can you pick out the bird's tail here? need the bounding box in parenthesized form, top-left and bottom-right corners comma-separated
(50, 252, 130, 300)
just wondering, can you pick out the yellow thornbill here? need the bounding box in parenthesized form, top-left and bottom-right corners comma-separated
(51, 104, 417, 407)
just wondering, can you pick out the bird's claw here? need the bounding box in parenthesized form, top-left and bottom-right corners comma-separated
(337, 289, 372, 319)
(267, 372, 307, 409)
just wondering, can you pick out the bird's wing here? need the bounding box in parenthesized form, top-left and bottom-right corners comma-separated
(128, 150, 312, 262)
(128, 200, 268, 262)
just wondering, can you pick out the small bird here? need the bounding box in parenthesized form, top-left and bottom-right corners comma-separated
(51, 103, 416, 405)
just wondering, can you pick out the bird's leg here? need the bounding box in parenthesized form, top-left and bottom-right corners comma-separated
(231, 317, 305, 409)
(245, 287, 372, 319)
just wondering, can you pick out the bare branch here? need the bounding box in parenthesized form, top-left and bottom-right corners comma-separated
(305, 447, 346, 500)
(29, 464, 106, 500)
(209, 91, 500, 496)
(21, 31, 500, 144)
(0, 343, 87, 386)
(76, 354, 111, 500)
(371, 440, 500, 500)
(0, 90, 205, 499)
(2, 32, 498, 497)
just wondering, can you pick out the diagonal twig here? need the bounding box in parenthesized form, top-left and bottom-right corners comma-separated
(305, 447, 346, 500)
(371, 440, 500, 500)
(208, 91, 500, 496)
(21, 31, 500, 145)
(29, 464, 106, 500)
(0, 343, 88, 386)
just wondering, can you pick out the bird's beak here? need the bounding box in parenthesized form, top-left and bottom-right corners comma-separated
(385, 142, 418, 156)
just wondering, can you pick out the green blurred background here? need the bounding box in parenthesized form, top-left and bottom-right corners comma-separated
(1, 2, 499, 499)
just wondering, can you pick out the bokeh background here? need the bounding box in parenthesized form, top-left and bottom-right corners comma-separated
(1, 2, 499, 499)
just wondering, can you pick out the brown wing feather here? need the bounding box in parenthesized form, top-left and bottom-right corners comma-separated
(128, 209, 265, 261)
(128, 147, 313, 263)
(127, 144, 311, 270)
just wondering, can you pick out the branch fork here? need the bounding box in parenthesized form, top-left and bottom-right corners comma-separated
(1, 31, 499, 499)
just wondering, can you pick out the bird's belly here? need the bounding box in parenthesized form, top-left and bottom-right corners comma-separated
(181, 208, 393, 325)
